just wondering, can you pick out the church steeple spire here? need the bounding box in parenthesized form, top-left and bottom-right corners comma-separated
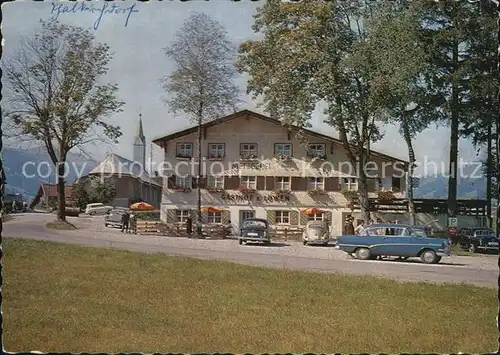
(137, 113, 145, 141)
(133, 113, 146, 170)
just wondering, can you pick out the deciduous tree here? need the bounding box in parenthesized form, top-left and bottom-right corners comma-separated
(160, 12, 240, 236)
(3, 21, 124, 221)
(239, 0, 412, 222)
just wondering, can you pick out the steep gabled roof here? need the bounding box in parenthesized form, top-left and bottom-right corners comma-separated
(88, 153, 161, 186)
(152, 109, 408, 164)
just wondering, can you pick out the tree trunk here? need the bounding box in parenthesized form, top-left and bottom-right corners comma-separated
(196, 111, 203, 238)
(57, 161, 67, 222)
(487, 120, 492, 228)
(357, 153, 371, 223)
(402, 115, 416, 225)
(447, 0, 459, 221)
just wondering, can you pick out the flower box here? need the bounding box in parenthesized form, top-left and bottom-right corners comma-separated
(240, 154, 258, 160)
(238, 185, 256, 193)
(273, 188, 290, 196)
(307, 188, 326, 196)
(175, 155, 192, 161)
(274, 154, 292, 161)
(307, 154, 327, 161)
(207, 187, 224, 193)
(207, 155, 225, 161)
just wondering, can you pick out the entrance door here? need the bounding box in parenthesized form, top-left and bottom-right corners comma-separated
(240, 210, 255, 226)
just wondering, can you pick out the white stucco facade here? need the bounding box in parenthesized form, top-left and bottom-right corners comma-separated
(153, 110, 408, 236)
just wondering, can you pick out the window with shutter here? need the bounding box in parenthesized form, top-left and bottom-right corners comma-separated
(224, 176, 239, 189)
(166, 209, 176, 223)
(221, 210, 230, 224)
(256, 176, 265, 190)
(291, 177, 305, 191)
(265, 176, 275, 190)
(266, 210, 276, 225)
(299, 213, 308, 226)
(392, 177, 401, 191)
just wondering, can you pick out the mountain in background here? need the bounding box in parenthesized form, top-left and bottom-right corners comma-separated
(413, 164, 487, 199)
(3, 147, 97, 201)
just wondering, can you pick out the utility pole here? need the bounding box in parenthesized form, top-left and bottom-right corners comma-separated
(196, 110, 203, 238)
(487, 120, 493, 228)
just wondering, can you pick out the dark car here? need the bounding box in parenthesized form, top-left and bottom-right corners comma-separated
(458, 227, 498, 253)
(239, 218, 270, 245)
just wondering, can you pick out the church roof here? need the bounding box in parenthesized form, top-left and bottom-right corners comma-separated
(88, 153, 161, 186)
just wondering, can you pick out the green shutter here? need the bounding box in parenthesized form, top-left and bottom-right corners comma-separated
(300, 212, 308, 226)
(221, 210, 230, 224)
(290, 210, 299, 225)
(267, 210, 276, 225)
(166, 209, 176, 223)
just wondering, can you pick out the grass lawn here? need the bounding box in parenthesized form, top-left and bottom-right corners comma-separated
(45, 221, 77, 230)
(3, 238, 497, 353)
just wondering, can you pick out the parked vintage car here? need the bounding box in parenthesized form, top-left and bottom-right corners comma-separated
(457, 227, 498, 253)
(302, 220, 329, 245)
(239, 218, 270, 245)
(85, 202, 113, 215)
(335, 223, 451, 264)
(104, 207, 129, 228)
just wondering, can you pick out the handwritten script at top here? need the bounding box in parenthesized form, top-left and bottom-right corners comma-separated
(50, 2, 139, 30)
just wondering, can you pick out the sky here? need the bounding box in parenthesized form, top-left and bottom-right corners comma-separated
(2, 0, 482, 176)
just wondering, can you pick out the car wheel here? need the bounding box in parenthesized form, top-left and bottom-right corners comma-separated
(105, 223, 108, 227)
(468, 243, 476, 253)
(303, 240, 307, 246)
(420, 250, 438, 264)
(355, 248, 371, 260)
(89, 211, 95, 216)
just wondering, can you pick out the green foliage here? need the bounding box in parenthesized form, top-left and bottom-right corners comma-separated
(73, 176, 116, 209)
(134, 211, 160, 221)
(238, 0, 423, 220)
(72, 181, 90, 210)
(161, 12, 240, 123)
(88, 176, 116, 204)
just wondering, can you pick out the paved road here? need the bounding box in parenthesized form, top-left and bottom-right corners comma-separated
(3, 213, 498, 288)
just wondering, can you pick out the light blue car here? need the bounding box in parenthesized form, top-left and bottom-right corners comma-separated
(335, 223, 451, 264)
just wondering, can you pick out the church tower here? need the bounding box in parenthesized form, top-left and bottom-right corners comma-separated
(133, 114, 146, 171)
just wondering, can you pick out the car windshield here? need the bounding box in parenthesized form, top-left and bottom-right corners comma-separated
(242, 220, 267, 228)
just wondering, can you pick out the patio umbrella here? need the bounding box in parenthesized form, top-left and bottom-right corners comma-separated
(300, 208, 327, 215)
(201, 206, 224, 213)
(129, 202, 155, 210)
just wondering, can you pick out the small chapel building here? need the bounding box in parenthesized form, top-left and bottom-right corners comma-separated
(78, 115, 162, 208)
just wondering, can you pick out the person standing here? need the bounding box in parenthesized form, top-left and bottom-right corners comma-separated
(343, 216, 355, 235)
(185, 216, 193, 237)
(121, 211, 130, 233)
